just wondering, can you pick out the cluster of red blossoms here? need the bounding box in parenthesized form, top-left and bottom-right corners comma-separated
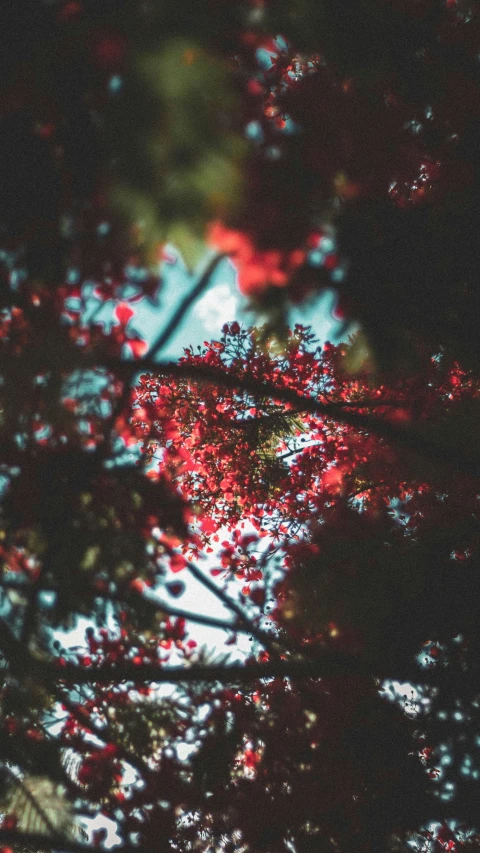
(207, 221, 306, 296)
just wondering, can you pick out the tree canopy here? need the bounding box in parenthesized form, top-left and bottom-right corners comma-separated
(0, 2, 480, 852)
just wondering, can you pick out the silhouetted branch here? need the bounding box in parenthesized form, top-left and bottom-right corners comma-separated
(101, 358, 480, 477)
(147, 252, 228, 360)
(10, 654, 473, 688)
(0, 579, 244, 635)
(161, 545, 280, 654)
(94, 254, 227, 460)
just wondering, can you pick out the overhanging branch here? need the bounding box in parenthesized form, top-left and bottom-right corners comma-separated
(99, 358, 480, 478)
(5, 653, 470, 689)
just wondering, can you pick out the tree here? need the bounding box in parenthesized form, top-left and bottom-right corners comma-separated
(0, 2, 480, 853)
(0, 323, 479, 852)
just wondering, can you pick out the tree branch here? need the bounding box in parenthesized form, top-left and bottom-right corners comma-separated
(147, 252, 227, 360)
(57, 692, 157, 783)
(93, 254, 227, 461)
(118, 586, 244, 635)
(0, 617, 164, 786)
(346, 482, 385, 500)
(101, 359, 480, 477)
(0, 579, 244, 636)
(276, 441, 323, 461)
(0, 611, 472, 691)
(162, 545, 280, 654)
(8, 654, 471, 688)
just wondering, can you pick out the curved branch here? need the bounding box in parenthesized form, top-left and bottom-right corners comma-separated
(164, 546, 280, 654)
(101, 358, 480, 477)
(114, 587, 245, 635)
(0, 612, 472, 688)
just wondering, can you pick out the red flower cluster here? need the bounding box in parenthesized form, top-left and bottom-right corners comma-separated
(208, 221, 306, 295)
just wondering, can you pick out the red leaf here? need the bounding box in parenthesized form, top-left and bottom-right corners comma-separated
(170, 553, 187, 573)
(201, 516, 218, 535)
(127, 337, 148, 357)
(115, 302, 134, 326)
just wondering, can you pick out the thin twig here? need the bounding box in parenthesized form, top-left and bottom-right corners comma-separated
(0, 579, 242, 635)
(0, 613, 473, 688)
(93, 254, 227, 462)
(111, 586, 246, 634)
(126, 595, 239, 633)
(276, 441, 323, 461)
(147, 253, 227, 361)
(160, 544, 280, 655)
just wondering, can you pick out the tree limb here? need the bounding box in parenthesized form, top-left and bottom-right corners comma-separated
(101, 359, 480, 477)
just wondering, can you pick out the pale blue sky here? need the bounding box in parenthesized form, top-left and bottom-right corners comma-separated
(94, 248, 344, 361)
